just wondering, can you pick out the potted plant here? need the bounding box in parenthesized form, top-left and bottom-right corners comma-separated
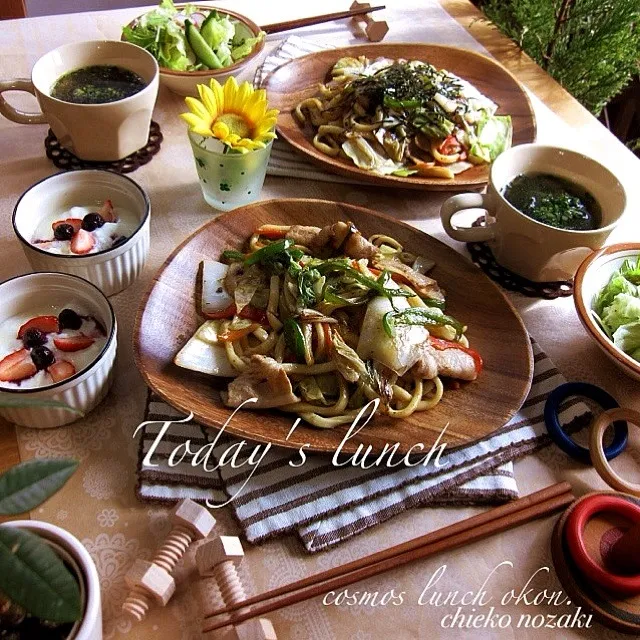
(0, 400, 101, 639)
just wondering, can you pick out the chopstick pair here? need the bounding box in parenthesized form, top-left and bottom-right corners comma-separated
(202, 482, 574, 633)
(261, 6, 385, 35)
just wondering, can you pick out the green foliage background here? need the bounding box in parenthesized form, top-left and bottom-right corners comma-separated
(482, 0, 640, 115)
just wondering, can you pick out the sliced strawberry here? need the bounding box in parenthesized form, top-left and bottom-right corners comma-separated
(48, 360, 76, 383)
(52, 218, 83, 234)
(99, 199, 115, 222)
(0, 349, 37, 382)
(70, 229, 95, 255)
(53, 335, 95, 352)
(17, 315, 59, 339)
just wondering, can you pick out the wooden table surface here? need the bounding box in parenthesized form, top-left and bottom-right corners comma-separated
(1, 1, 639, 639)
(0, 0, 619, 477)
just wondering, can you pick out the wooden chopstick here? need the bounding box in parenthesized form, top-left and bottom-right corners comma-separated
(202, 483, 573, 631)
(261, 6, 386, 35)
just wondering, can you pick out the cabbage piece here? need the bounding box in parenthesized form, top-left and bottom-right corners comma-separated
(174, 323, 237, 377)
(356, 295, 428, 375)
(613, 322, 640, 362)
(234, 264, 267, 313)
(297, 377, 331, 405)
(601, 293, 640, 335)
(342, 138, 406, 175)
(468, 115, 512, 164)
(331, 331, 369, 383)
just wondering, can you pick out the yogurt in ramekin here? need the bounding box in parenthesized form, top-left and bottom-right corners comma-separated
(31, 203, 140, 256)
(0, 273, 116, 428)
(0, 306, 108, 390)
(13, 170, 150, 297)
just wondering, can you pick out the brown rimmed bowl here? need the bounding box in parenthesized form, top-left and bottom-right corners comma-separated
(122, 5, 264, 97)
(574, 243, 640, 381)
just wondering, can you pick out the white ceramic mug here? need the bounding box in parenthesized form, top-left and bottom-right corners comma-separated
(440, 144, 627, 282)
(0, 40, 159, 161)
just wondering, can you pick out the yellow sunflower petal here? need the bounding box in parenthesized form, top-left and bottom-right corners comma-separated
(184, 96, 211, 123)
(180, 115, 214, 137)
(197, 84, 219, 119)
(223, 76, 239, 112)
(212, 121, 230, 139)
(209, 78, 225, 113)
(234, 82, 252, 111)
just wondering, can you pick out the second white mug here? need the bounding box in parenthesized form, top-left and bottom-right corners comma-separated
(440, 144, 627, 282)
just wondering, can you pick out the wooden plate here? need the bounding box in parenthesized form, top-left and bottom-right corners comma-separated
(264, 43, 536, 191)
(134, 199, 533, 454)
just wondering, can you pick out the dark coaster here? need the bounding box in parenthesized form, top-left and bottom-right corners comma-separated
(44, 121, 163, 174)
(466, 217, 574, 299)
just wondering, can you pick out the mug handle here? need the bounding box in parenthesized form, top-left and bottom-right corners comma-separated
(440, 193, 497, 242)
(0, 79, 47, 125)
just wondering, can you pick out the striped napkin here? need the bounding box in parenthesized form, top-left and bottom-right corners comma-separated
(256, 36, 367, 185)
(136, 340, 589, 552)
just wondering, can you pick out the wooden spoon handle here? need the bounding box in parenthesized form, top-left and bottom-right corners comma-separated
(589, 407, 640, 496)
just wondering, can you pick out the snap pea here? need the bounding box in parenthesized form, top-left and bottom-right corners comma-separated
(185, 20, 222, 70)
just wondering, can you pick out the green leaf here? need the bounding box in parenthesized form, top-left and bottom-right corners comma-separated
(0, 397, 83, 414)
(0, 459, 79, 515)
(0, 527, 81, 622)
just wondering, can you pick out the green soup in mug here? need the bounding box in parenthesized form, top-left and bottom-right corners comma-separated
(51, 65, 147, 104)
(503, 173, 601, 231)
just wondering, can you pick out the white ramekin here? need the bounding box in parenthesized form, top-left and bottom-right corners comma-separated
(1, 520, 102, 640)
(13, 170, 150, 297)
(0, 272, 117, 428)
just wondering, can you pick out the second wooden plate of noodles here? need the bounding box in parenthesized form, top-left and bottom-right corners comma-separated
(134, 199, 533, 455)
(264, 43, 536, 190)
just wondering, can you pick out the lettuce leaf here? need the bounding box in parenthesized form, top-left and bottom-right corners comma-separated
(595, 273, 637, 316)
(613, 322, 640, 362)
(122, 2, 192, 71)
(601, 293, 640, 335)
(201, 12, 235, 51)
(231, 32, 265, 62)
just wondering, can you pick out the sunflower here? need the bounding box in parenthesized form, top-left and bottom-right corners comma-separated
(180, 77, 278, 154)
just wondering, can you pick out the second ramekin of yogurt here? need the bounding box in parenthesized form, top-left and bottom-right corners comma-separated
(0, 272, 116, 428)
(13, 170, 150, 297)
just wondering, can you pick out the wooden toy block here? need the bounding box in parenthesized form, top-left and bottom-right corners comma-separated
(123, 499, 216, 622)
(154, 498, 217, 574)
(205, 618, 277, 640)
(350, 1, 389, 42)
(122, 559, 175, 622)
(198, 536, 278, 638)
(197, 535, 246, 607)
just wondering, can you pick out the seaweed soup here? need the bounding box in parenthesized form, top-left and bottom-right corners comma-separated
(503, 173, 601, 231)
(51, 65, 146, 104)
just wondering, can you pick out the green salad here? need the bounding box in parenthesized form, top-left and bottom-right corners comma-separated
(593, 255, 640, 362)
(122, 0, 264, 72)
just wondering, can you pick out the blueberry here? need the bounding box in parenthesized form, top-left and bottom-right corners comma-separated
(31, 346, 55, 370)
(53, 224, 75, 241)
(22, 328, 46, 349)
(58, 308, 82, 330)
(81, 213, 105, 232)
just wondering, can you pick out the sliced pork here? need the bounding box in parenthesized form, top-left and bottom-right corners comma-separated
(222, 355, 300, 408)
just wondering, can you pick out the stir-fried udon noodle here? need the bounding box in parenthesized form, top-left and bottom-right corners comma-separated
(175, 222, 483, 429)
(294, 56, 513, 179)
